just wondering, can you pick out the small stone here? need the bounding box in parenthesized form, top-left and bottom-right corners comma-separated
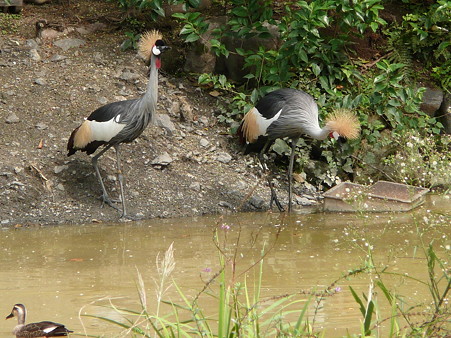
(219, 201, 234, 209)
(34, 78, 46, 85)
(56, 183, 65, 191)
(295, 196, 316, 206)
(6, 113, 20, 124)
(107, 175, 116, 182)
(216, 152, 232, 164)
(98, 97, 108, 105)
(189, 182, 201, 192)
(50, 54, 67, 62)
(35, 122, 48, 130)
(119, 70, 139, 81)
(54, 38, 85, 51)
(199, 138, 209, 148)
(155, 114, 176, 135)
(54, 165, 68, 174)
(169, 101, 181, 116)
(25, 39, 39, 49)
(151, 152, 173, 166)
(29, 49, 41, 61)
(198, 116, 209, 126)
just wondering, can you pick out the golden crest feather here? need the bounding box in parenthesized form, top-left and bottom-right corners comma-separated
(325, 108, 360, 139)
(138, 30, 163, 62)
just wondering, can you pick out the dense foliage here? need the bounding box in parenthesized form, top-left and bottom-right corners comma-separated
(113, 0, 451, 190)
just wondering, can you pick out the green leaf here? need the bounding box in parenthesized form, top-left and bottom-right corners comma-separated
(185, 33, 200, 43)
(231, 7, 248, 18)
(311, 63, 321, 76)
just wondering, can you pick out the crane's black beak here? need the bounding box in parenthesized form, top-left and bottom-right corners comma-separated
(337, 136, 347, 145)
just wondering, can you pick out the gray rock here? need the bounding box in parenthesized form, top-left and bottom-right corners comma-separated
(34, 78, 46, 85)
(198, 116, 209, 126)
(249, 196, 265, 209)
(98, 97, 108, 105)
(420, 87, 444, 116)
(216, 152, 232, 163)
(219, 200, 234, 209)
(54, 38, 86, 51)
(151, 152, 173, 166)
(189, 182, 201, 192)
(54, 165, 68, 174)
(169, 100, 181, 116)
(6, 113, 20, 124)
(29, 49, 41, 61)
(199, 138, 209, 148)
(155, 114, 176, 135)
(56, 183, 65, 191)
(119, 70, 140, 82)
(25, 39, 39, 49)
(35, 122, 48, 130)
(436, 92, 451, 134)
(295, 196, 316, 206)
(50, 54, 67, 62)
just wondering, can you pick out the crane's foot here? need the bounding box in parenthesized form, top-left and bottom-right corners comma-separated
(267, 177, 285, 212)
(269, 191, 285, 212)
(119, 212, 141, 221)
(99, 194, 122, 211)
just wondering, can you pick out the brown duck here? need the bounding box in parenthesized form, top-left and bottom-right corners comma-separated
(6, 304, 73, 337)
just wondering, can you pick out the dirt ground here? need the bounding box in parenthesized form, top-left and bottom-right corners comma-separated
(0, 1, 316, 226)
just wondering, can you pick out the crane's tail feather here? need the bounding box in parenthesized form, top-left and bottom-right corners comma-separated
(325, 108, 360, 139)
(138, 30, 163, 62)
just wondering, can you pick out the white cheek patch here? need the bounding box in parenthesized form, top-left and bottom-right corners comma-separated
(152, 45, 161, 55)
(89, 117, 126, 142)
(332, 131, 340, 140)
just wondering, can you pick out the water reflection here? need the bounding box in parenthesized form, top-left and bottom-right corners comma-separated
(0, 195, 449, 337)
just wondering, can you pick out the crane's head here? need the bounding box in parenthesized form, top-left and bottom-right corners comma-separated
(325, 108, 360, 142)
(138, 30, 170, 67)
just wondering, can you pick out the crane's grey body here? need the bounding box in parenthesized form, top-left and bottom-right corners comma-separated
(262, 88, 328, 141)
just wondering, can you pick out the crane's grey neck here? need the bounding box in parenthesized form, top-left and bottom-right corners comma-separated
(139, 53, 159, 123)
(306, 125, 331, 140)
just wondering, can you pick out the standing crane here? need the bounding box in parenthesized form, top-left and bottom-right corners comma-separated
(67, 30, 169, 218)
(238, 88, 360, 212)
(6, 303, 73, 337)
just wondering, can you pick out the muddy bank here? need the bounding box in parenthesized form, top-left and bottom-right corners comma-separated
(0, 2, 322, 226)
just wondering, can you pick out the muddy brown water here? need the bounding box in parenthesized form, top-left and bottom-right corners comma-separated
(1, 196, 449, 337)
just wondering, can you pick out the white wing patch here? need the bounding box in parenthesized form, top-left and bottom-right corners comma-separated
(256, 108, 282, 136)
(43, 326, 57, 333)
(89, 117, 126, 142)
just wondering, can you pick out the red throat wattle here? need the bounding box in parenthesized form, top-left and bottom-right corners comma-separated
(156, 58, 161, 69)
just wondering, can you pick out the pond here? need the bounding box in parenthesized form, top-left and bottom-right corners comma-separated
(1, 195, 449, 337)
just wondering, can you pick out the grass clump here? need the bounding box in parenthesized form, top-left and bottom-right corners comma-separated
(82, 217, 450, 337)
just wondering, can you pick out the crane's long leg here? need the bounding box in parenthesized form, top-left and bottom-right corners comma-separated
(258, 140, 284, 212)
(113, 144, 127, 218)
(92, 144, 121, 212)
(287, 137, 299, 212)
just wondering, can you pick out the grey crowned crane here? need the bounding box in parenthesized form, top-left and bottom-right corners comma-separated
(67, 30, 169, 218)
(6, 304, 73, 337)
(238, 88, 360, 212)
